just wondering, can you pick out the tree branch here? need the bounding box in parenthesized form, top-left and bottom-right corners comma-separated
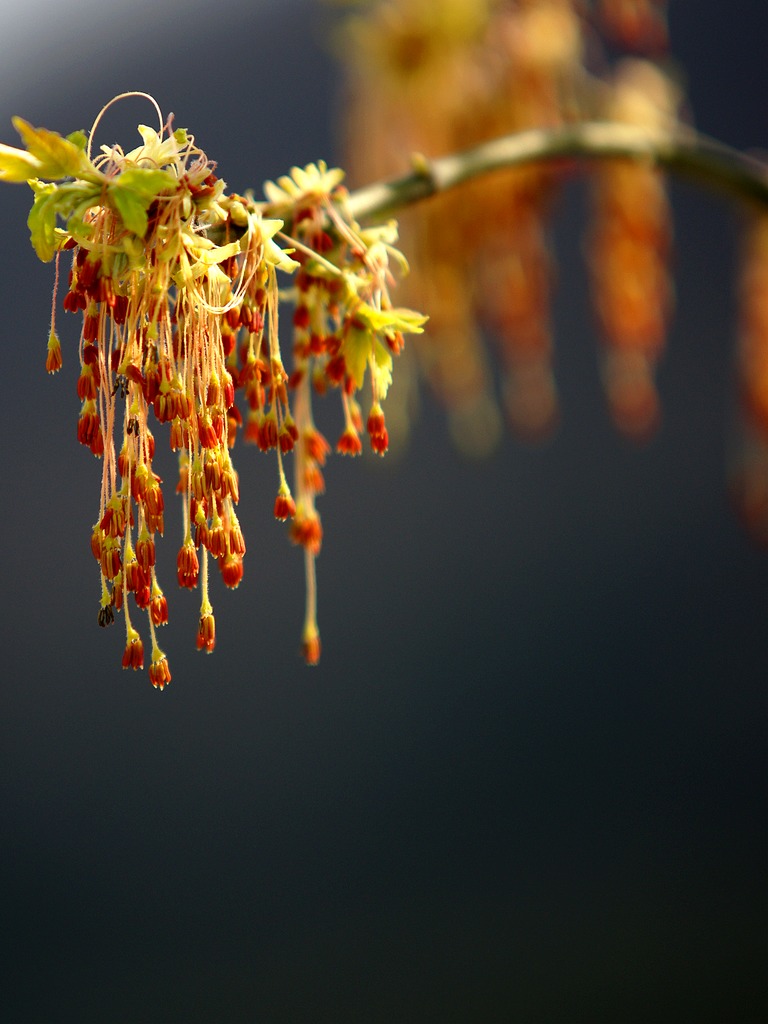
(345, 122, 768, 222)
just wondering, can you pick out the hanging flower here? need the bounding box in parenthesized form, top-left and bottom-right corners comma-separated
(0, 93, 425, 683)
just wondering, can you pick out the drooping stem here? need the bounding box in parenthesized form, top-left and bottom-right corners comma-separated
(345, 122, 768, 222)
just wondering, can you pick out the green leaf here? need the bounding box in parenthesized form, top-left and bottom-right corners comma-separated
(106, 167, 176, 236)
(12, 117, 90, 179)
(371, 340, 393, 400)
(358, 303, 428, 335)
(108, 184, 151, 237)
(27, 181, 61, 261)
(66, 130, 88, 151)
(0, 143, 43, 182)
(342, 325, 372, 390)
(26, 179, 101, 260)
(116, 166, 176, 198)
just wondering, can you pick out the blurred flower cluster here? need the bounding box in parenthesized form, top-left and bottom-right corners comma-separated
(732, 216, 768, 546)
(337, 0, 768, 539)
(337, 0, 679, 450)
(0, 97, 425, 684)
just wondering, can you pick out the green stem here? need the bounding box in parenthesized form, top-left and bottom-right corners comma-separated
(345, 122, 768, 221)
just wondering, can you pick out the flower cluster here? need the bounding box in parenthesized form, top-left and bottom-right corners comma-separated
(262, 162, 427, 662)
(731, 216, 768, 545)
(587, 59, 678, 439)
(0, 96, 425, 685)
(338, 0, 676, 449)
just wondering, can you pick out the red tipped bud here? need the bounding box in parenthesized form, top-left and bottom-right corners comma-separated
(196, 611, 216, 653)
(149, 654, 172, 690)
(177, 541, 199, 588)
(301, 623, 321, 666)
(121, 629, 144, 671)
(46, 330, 62, 374)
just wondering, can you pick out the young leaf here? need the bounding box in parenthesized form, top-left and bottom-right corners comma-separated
(115, 166, 177, 198)
(342, 324, 372, 390)
(371, 340, 393, 400)
(27, 181, 62, 261)
(0, 143, 43, 182)
(108, 184, 151, 237)
(12, 118, 91, 179)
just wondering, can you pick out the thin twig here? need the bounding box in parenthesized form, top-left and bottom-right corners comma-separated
(345, 122, 768, 222)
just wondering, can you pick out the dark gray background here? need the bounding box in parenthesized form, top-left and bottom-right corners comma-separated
(0, 3, 765, 1021)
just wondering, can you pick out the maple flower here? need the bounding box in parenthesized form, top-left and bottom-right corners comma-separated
(335, 0, 683, 452)
(263, 161, 426, 661)
(0, 94, 425, 680)
(263, 161, 346, 210)
(149, 651, 172, 690)
(122, 624, 144, 671)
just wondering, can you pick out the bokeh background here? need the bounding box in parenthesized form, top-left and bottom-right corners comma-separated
(0, 2, 765, 1021)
